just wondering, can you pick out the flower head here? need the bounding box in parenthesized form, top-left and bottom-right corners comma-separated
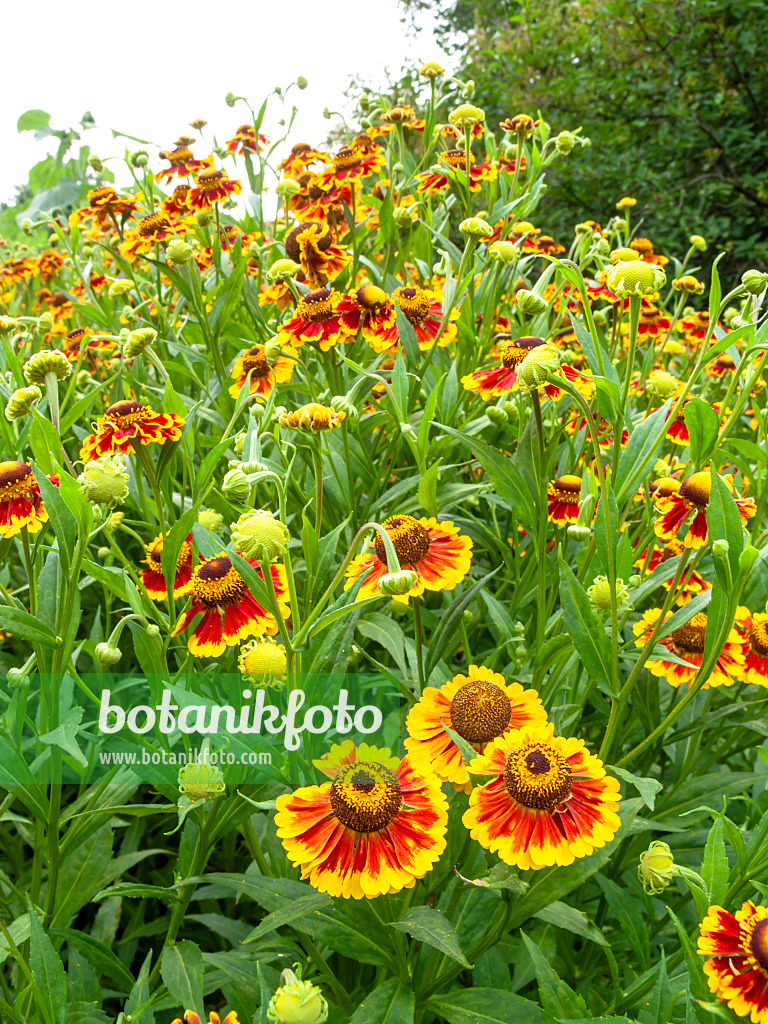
(238, 637, 287, 687)
(279, 403, 345, 432)
(654, 470, 755, 549)
(606, 260, 666, 297)
(231, 510, 289, 562)
(78, 455, 129, 507)
(23, 349, 71, 384)
(141, 532, 196, 600)
(80, 400, 184, 462)
(699, 901, 768, 1022)
(5, 385, 42, 421)
(0, 461, 51, 538)
(633, 607, 744, 688)
(638, 840, 675, 894)
(178, 760, 226, 801)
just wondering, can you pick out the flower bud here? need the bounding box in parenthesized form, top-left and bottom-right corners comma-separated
(88, 154, 104, 172)
(742, 269, 768, 296)
(449, 103, 485, 128)
(393, 206, 415, 228)
(5, 385, 42, 421)
(225, 92, 238, 107)
(638, 840, 675, 895)
(606, 260, 666, 297)
(178, 760, 226, 801)
(267, 967, 328, 1024)
(222, 466, 252, 504)
(500, 114, 535, 136)
(516, 345, 561, 390)
(486, 406, 508, 425)
(609, 247, 639, 265)
(20, 218, 35, 236)
(515, 290, 548, 315)
(712, 538, 730, 560)
(105, 511, 125, 534)
(146, 624, 161, 639)
(231, 510, 289, 562)
(129, 150, 148, 168)
(616, 196, 637, 209)
(645, 370, 679, 400)
(672, 275, 705, 294)
(23, 350, 72, 384)
(459, 217, 493, 239)
(488, 240, 517, 263)
(166, 239, 193, 265)
(628, 574, 642, 588)
(78, 455, 130, 508)
(239, 637, 287, 687)
(95, 642, 122, 666)
(108, 279, 134, 298)
(462, 80, 475, 98)
(122, 327, 158, 358)
(280, 403, 345, 432)
(297, 76, 308, 89)
(555, 131, 577, 154)
(419, 61, 445, 78)
(587, 575, 630, 612)
(7, 667, 30, 689)
(35, 312, 54, 335)
(196, 209, 213, 227)
(689, 234, 707, 251)
(0, 316, 19, 335)
(330, 395, 359, 422)
(276, 178, 302, 198)
(377, 569, 419, 596)
(97, 547, 111, 560)
(268, 258, 300, 282)
(198, 508, 223, 532)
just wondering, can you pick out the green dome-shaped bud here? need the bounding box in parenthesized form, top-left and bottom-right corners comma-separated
(5, 385, 42, 421)
(198, 508, 223, 532)
(178, 760, 226, 801)
(742, 269, 768, 296)
(516, 345, 561, 390)
(516, 290, 549, 315)
(488, 240, 517, 264)
(638, 840, 675, 895)
(606, 260, 666, 297)
(448, 103, 485, 127)
(555, 131, 577, 154)
(122, 327, 158, 358)
(645, 370, 679, 400)
(166, 239, 193, 265)
(268, 258, 300, 282)
(222, 466, 251, 504)
(459, 217, 493, 239)
(377, 569, 419, 596)
(276, 178, 302, 197)
(78, 455, 130, 508)
(689, 234, 707, 252)
(297, 76, 308, 90)
(23, 350, 71, 384)
(0, 317, 20, 334)
(108, 279, 134, 298)
(587, 575, 630, 612)
(567, 524, 592, 543)
(37, 312, 54, 333)
(95, 642, 122, 666)
(486, 406, 508, 425)
(231, 510, 289, 562)
(331, 395, 359, 422)
(267, 967, 328, 1024)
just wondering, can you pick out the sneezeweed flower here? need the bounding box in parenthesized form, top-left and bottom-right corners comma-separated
(141, 533, 196, 600)
(189, 167, 242, 209)
(228, 343, 295, 399)
(547, 475, 582, 524)
(500, 114, 535, 135)
(178, 760, 226, 802)
(231, 510, 289, 562)
(633, 608, 744, 688)
(277, 288, 354, 351)
(698, 901, 768, 1022)
(80, 400, 184, 462)
(636, 840, 707, 896)
(155, 146, 213, 182)
(654, 471, 755, 548)
(734, 608, 768, 688)
(170, 1011, 239, 1024)
(120, 212, 184, 263)
(588, 575, 630, 612)
(238, 637, 287, 687)
(616, 196, 637, 209)
(634, 537, 709, 596)
(380, 104, 417, 125)
(0, 462, 51, 538)
(389, 285, 458, 350)
(606, 260, 666, 297)
(420, 61, 445, 78)
(345, 514, 473, 603)
(78, 455, 130, 508)
(23, 349, 71, 385)
(284, 221, 348, 286)
(645, 370, 679, 401)
(279, 403, 345, 432)
(274, 740, 448, 898)
(226, 124, 268, 154)
(338, 285, 397, 352)
(172, 552, 289, 657)
(416, 150, 497, 195)
(463, 722, 621, 870)
(404, 665, 547, 789)
(198, 508, 223, 532)
(462, 337, 551, 399)
(267, 967, 328, 1024)
(5, 385, 42, 421)
(672, 274, 705, 294)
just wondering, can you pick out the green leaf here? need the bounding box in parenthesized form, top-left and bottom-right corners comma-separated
(610, 766, 662, 810)
(93, 883, 180, 902)
(243, 892, 332, 942)
(49, 929, 135, 994)
(638, 955, 671, 1024)
(441, 720, 479, 767)
(558, 553, 613, 693)
(27, 897, 68, 1024)
(161, 941, 204, 1020)
(534, 901, 608, 947)
(349, 978, 415, 1023)
(595, 873, 650, 970)
(424, 569, 499, 681)
(0, 913, 31, 965)
(417, 459, 441, 516)
(706, 470, 744, 590)
(161, 501, 202, 600)
(0, 606, 60, 647)
(389, 905, 472, 968)
(684, 397, 720, 470)
(701, 811, 730, 905)
(438, 423, 535, 517)
(395, 306, 422, 367)
(593, 484, 619, 582)
(39, 706, 87, 767)
(521, 932, 588, 1020)
(228, 549, 272, 611)
(18, 109, 51, 132)
(667, 906, 710, 1001)
(257, 961, 271, 1024)
(427, 988, 542, 1024)
(614, 400, 673, 502)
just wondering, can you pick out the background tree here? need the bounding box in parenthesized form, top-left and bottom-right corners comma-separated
(402, 0, 768, 278)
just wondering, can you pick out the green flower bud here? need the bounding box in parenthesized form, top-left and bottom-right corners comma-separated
(516, 345, 561, 390)
(108, 279, 134, 298)
(587, 575, 630, 612)
(78, 455, 130, 508)
(37, 312, 54, 334)
(689, 234, 707, 252)
(122, 327, 158, 358)
(23, 350, 71, 384)
(606, 260, 666, 298)
(268, 258, 300, 282)
(419, 61, 445, 79)
(486, 406, 508, 425)
(178, 760, 225, 801)
(20, 218, 35, 236)
(515, 289, 549, 315)
(129, 150, 148, 168)
(267, 967, 328, 1024)
(239, 637, 287, 687)
(331, 395, 359, 422)
(7, 667, 31, 689)
(97, 546, 111, 560)
(645, 370, 679, 400)
(742, 269, 768, 296)
(222, 466, 251, 504)
(5, 385, 42, 421)
(88, 154, 104, 172)
(198, 508, 224, 532)
(95, 642, 122, 666)
(231, 510, 289, 562)
(638, 840, 675, 895)
(276, 178, 302, 197)
(296, 76, 308, 90)
(377, 569, 419, 596)
(393, 206, 416, 228)
(628, 575, 642, 588)
(459, 217, 493, 239)
(712, 538, 730, 559)
(166, 239, 193, 265)
(555, 131, 577, 154)
(488, 240, 516, 264)
(449, 103, 485, 127)
(225, 92, 238, 108)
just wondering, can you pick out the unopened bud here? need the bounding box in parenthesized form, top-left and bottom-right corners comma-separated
(459, 217, 493, 240)
(178, 761, 225, 801)
(222, 466, 251, 504)
(377, 569, 418, 596)
(515, 290, 548, 315)
(276, 178, 302, 197)
(638, 840, 675, 895)
(231, 510, 289, 562)
(645, 370, 679, 400)
(88, 155, 104, 172)
(95, 642, 122, 666)
(672, 275, 705, 294)
(606, 260, 666, 297)
(268, 258, 299, 282)
(297, 76, 308, 90)
(122, 327, 157, 358)
(37, 312, 54, 333)
(20, 218, 35, 237)
(108, 279, 134, 298)
(449, 103, 485, 128)
(198, 508, 223, 532)
(713, 539, 730, 560)
(166, 239, 193, 265)
(330, 395, 359, 422)
(5, 385, 42, 421)
(689, 234, 707, 252)
(23, 350, 71, 384)
(555, 131, 577, 154)
(78, 455, 130, 508)
(588, 575, 630, 612)
(742, 270, 768, 296)
(488, 241, 516, 263)
(516, 345, 560, 390)
(486, 406, 508, 425)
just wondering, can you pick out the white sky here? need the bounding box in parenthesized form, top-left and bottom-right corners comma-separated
(0, 0, 447, 208)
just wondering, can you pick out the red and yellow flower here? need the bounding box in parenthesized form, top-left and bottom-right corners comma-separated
(405, 665, 547, 789)
(363, 285, 458, 354)
(338, 284, 398, 353)
(284, 221, 348, 287)
(416, 150, 497, 195)
(69, 185, 139, 228)
(160, 184, 193, 218)
(277, 288, 354, 351)
(120, 212, 190, 263)
(0, 461, 52, 538)
(547, 475, 583, 524)
(632, 608, 744, 688)
(654, 470, 756, 548)
(188, 168, 242, 209)
(629, 237, 668, 265)
(172, 553, 289, 657)
(141, 533, 196, 600)
(633, 537, 709, 596)
(155, 147, 213, 182)
(80, 400, 184, 462)
(462, 337, 553, 399)
(171, 1009, 239, 1024)
(463, 722, 621, 870)
(346, 515, 472, 603)
(225, 124, 268, 154)
(735, 608, 768, 688)
(277, 142, 327, 177)
(228, 343, 296, 399)
(699, 901, 768, 1022)
(275, 740, 448, 898)
(317, 144, 385, 186)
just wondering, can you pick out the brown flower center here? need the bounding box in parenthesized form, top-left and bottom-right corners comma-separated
(239, 346, 270, 377)
(396, 287, 431, 326)
(104, 400, 152, 427)
(285, 222, 332, 262)
(169, 147, 193, 163)
(0, 461, 34, 495)
(748, 622, 768, 657)
(679, 472, 711, 507)
(374, 515, 431, 566)
(333, 147, 361, 172)
(356, 284, 389, 312)
(501, 336, 546, 369)
(660, 539, 684, 561)
(449, 680, 512, 743)
(298, 288, 336, 322)
(88, 186, 118, 205)
(329, 761, 402, 833)
(749, 919, 768, 974)
(668, 612, 708, 654)
(442, 149, 473, 170)
(192, 555, 246, 607)
(503, 742, 573, 810)
(138, 213, 171, 237)
(197, 168, 224, 187)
